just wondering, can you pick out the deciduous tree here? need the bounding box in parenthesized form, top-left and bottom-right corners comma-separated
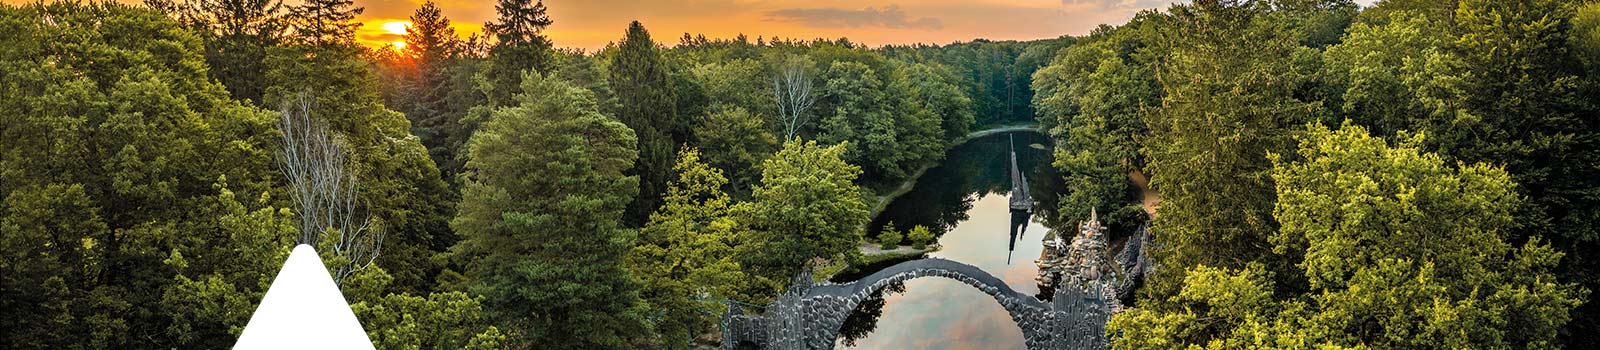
(733, 140, 868, 297)
(1109, 122, 1585, 350)
(628, 148, 748, 348)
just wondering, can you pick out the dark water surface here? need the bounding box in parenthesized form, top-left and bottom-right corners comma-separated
(839, 131, 1065, 349)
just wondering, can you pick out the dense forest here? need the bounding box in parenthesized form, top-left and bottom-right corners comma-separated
(1, 0, 1597, 349)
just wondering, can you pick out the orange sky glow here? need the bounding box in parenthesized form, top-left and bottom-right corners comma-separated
(351, 1, 1372, 51)
(350, 0, 1189, 51)
(3, 0, 1377, 51)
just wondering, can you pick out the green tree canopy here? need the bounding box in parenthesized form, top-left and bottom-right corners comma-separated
(1109, 122, 1584, 350)
(452, 71, 648, 348)
(733, 140, 868, 297)
(1031, 16, 1162, 228)
(609, 20, 680, 226)
(0, 3, 289, 347)
(692, 105, 777, 195)
(1140, 1, 1318, 296)
(482, 0, 555, 107)
(628, 148, 748, 349)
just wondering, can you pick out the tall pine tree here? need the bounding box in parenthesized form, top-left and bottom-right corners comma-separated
(609, 21, 679, 226)
(482, 0, 556, 107)
(398, 1, 468, 180)
(284, 0, 360, 50)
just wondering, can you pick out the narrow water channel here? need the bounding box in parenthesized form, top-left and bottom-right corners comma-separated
(836, 131, 1065, 349)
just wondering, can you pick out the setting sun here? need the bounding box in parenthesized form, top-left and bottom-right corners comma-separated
(390, 41, 405, 49)
(381, 21, 410, 35)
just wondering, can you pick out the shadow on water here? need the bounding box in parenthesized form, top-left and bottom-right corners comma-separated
(839, 131, 1064, 349)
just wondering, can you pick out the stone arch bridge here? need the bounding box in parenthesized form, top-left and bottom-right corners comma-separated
(720, 258, 1115, 350)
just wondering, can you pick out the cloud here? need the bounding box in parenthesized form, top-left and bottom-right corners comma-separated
(766, 5, 943, 30)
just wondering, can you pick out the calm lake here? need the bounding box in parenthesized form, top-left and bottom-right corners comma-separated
(836, 131, 1065, 349)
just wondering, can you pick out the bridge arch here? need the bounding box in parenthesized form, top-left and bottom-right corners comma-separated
(727, 258, 1114, 350)
(804, 258, 1051, 347)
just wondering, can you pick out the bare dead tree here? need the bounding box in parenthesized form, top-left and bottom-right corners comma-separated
(771, 55, 817, 140)
(277, 90, 382, 285)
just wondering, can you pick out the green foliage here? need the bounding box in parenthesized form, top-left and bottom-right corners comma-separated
(283, 0, 362, 49)
(351, 289, 504, 350)
(1446, 0, 1597, 243)
(482, 0, 555, 108)
(818, 61, 896, 179)
(1031, 14, 1162, 228)
(907, 225, 934, 250)
(1140, 1, 1318, 294)
(689, 58, 773, 114)
(147, 0, 288, 104)
(401, 1, 460, 67)
(452, 72, 648, 348)
(816, 60, 946, 188)
(1323, 1, 1600, 341)
(268, 0, 456, 294)
(1576, 2, 1600, 72)
(1108, 122, 1585, 350)
(0, 3, 287, 347)
(1320, 9, 1457, 135)
(1108, 264, 1297, 350)
(876, 223, 903, 250)
(733, 140, 868, 298)
(881, 38, 1071, 125)
(1273, 122, 1583, 348)
(693, 105, 778, 194)
(554, 50, 619, 116)
(265, 37, 454, 294)
(610, 21, 681, 227)
(386, 1, 471, 181)
(899, 62, 975, 142)
(160, 186, 297, 348)
(629, 148, 748, 349)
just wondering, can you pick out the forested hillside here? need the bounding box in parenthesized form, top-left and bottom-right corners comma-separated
(2, 0, 1597, 349)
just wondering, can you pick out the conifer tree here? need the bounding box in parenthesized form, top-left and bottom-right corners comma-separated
(284, 0, 360, 49)
(610, 21, 680, 226)
(453, 72, 649, 348)
(398, 1, 467, 180)
(482, 0, 556, 107)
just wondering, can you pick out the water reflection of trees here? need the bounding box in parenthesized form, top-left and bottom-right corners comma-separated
(844, 132, 1066, 347)
(836, 280, 906, 347)
(868, 132, 1064, 238)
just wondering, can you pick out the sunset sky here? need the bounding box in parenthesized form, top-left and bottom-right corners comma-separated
(352, 0, 1188, 51)
(350, 0, 1379, 51)
(1, 0, 1378, 50)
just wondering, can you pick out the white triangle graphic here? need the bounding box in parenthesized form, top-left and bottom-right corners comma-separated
(234, 244, 375, 349)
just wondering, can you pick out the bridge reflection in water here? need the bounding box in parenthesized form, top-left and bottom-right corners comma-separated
(720, 132, 1151, 350)
(722, 207, 1149, 350)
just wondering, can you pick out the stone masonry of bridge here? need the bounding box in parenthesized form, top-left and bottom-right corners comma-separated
(720, 257, 1115, 350)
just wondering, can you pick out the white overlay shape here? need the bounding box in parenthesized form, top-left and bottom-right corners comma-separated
(234, 244, 374, 350)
